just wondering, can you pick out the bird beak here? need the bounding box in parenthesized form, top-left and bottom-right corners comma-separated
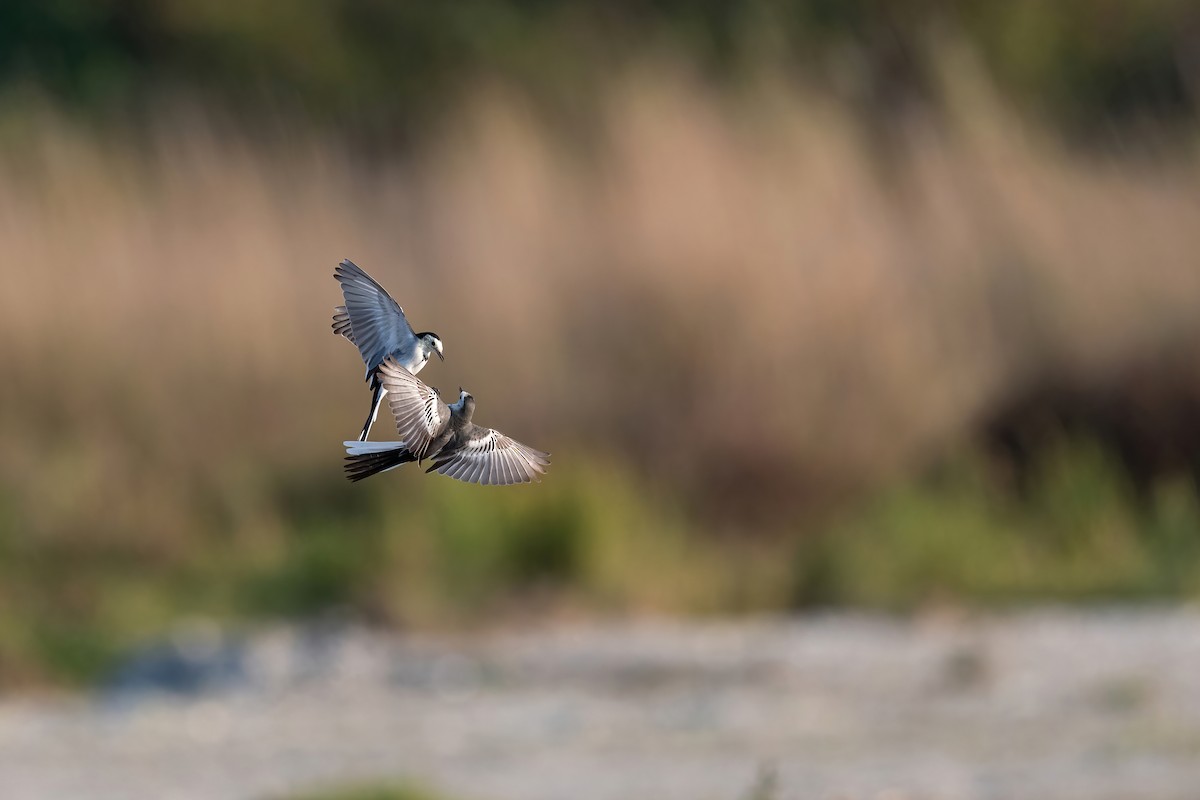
(435, 349, 444, 361)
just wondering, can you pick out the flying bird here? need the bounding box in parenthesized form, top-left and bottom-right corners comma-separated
(332, 259, 444, 441)
(343, 357, 550, 485)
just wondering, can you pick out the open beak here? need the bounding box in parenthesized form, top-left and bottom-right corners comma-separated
(435, 349, 444, 361)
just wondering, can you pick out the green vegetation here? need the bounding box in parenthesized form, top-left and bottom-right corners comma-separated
(1, 1, 1195, 138)
(5, 434, 1200, 686)
(0, 452, 719, 684)
(278, 781, 458, 800)
(277, 770, 780, 800)
(794, 439, 1200, 610)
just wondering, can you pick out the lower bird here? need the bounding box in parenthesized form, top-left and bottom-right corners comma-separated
(343, 357, 550, 485)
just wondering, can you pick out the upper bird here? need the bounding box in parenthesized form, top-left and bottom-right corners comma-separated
(332, 258, 443, 441)
(343, 357, 550, 485)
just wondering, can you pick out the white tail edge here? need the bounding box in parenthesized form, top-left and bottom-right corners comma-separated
(344, 440, 409, 456)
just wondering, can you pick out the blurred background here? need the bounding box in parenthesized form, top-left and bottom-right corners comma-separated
(4, 2, 1200, 798)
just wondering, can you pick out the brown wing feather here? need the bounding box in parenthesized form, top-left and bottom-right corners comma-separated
(428, 426, 551, 486)
(331, 305, 356, 345)
(377, 358, 450, 460)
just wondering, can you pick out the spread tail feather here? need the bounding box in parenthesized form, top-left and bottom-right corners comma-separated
(343, 441, 416, 482)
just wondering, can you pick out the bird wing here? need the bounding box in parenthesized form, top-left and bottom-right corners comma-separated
(428, 425, 551, 485)
(377, 357, 450, 460)
(335, 259, 419, 377)
(331, 305, 355, 345)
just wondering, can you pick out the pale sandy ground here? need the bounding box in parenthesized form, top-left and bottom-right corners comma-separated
(2, 609, 1200, 800)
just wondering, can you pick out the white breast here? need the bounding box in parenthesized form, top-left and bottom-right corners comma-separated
(409, 350, 431, 375)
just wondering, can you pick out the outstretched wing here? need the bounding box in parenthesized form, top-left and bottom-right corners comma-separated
(428, 426, 551, 485)
(331, 305, 355, 345)
(377, 357, 450, 460)
(335, 259, 418, 377)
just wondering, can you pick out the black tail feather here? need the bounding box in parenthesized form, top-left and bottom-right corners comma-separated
(344, 446, 416, 482)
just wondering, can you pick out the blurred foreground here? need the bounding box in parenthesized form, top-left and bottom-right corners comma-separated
(5, 609, 1200, 800)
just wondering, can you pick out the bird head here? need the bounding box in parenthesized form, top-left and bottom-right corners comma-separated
(418, 332, 444, 361)
(456, 388, 476, 421)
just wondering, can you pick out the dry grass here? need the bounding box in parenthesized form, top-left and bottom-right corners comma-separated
(1, 62, 1200, 679)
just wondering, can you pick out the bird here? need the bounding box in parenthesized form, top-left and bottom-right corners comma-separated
(331, 258, 444, 441)
(343, 357, 550, 485)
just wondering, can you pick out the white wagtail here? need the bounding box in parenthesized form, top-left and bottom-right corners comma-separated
(343, 357, 550, 485)
(332, 259, 443, 441)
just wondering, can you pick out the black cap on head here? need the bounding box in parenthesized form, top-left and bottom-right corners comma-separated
(417, 331, 444, 360)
